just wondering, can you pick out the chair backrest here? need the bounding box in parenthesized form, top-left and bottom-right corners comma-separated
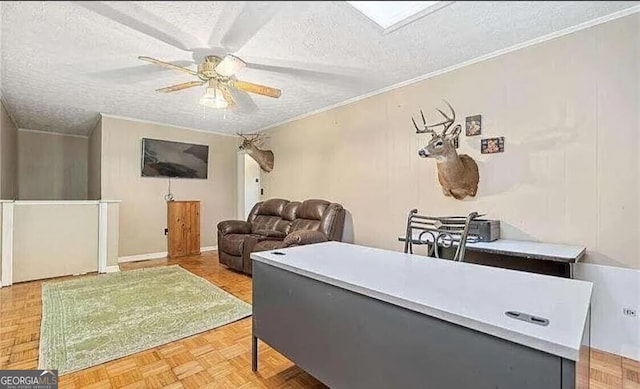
(403, 209, 480, 261)
(290, 200, 346, 241)
(248, 199, 290, 233)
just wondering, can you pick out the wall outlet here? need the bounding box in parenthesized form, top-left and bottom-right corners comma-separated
(164, 228, 168, 236)
(623, 308, 637, 318)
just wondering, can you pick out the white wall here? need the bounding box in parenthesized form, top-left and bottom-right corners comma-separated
(17, 129, 88, 200)
(100, 115, 238, 257)
(575, 263, 640, 360)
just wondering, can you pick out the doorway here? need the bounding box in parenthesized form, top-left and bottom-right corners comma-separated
(237, 152, 261, 220)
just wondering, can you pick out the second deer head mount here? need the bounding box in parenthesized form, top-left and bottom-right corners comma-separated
(237, 132, 275, 173)
(412, 100, 479, 200)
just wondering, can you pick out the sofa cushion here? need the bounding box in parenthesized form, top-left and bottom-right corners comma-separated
(251, 215, 282, 232)
(256, 198, 288, 216)
(282, 201, 301, 221)
(253, 240, 286, 252)
(253, 229, 286, 239)
(296, 199, 330, 220)
(320, 203, 345, 239)
(283, 230, 328, 247)
(290, 219, 321, 233)
(219, 234, 247, 256)
(217, 220, 251, 235)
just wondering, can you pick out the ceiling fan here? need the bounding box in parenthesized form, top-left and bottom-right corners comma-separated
(139, 54, 282, 109)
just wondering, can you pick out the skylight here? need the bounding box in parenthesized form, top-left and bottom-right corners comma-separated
(347, 1, 448, 32)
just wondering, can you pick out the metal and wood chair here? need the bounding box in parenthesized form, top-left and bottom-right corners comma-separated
(403, 209, 481, 261)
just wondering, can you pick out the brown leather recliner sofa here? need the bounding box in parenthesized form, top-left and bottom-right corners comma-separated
(217, 198, 346, 275)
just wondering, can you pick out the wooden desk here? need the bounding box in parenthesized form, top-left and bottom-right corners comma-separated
(398, 232, 586, 278)
(252, 242, 592, 389)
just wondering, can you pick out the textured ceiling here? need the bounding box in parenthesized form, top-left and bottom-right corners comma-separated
(1, 1, 638, 136)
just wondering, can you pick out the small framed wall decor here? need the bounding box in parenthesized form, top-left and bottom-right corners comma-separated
(481, 137, 505, 154)
(465, 115, 482, 136)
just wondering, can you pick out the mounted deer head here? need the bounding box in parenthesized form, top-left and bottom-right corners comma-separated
(412, 100, 479, 200)
(237, 132, 274, 173)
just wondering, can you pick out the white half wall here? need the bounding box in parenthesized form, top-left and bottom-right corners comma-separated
(574, 263, 640, 360)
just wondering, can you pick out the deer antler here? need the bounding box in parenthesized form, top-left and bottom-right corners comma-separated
(412, 109, 438, 136)
(438, 100, 456, 136)
(412, 100, 456, 136)
(236, 132, 262, 142)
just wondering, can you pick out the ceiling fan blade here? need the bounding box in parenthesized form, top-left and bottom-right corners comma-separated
(215, 54, 246, 77)
(75, 2, 202, 51)
(138, 56, 198, 77)
(246, 62, 367, 86)
(227, 88, 259, 113)
(89, 61, 195, 84)
(218, 1, 279, 52)
(231, 80, 281, 98)
(156, 81, 205, 93)
(219, 85, 237, 108)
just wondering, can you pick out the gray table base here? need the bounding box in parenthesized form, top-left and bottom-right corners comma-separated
(252, 261, 590, 389)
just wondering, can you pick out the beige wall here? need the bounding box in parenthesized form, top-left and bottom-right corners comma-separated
(100, 116, 237, 257)
(88, 118, 102, 200)
(0, 101, 17, 199)
(262, 14, 640, 270)
(17, 130, 88, 200)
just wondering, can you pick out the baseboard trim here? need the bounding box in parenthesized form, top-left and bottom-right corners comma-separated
(105, 265, 120, 273)
(118, 251, 168, 263)
(118, 246, 218, 263)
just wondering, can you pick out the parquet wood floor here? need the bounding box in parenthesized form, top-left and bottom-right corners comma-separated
(0, 251, 638, 388)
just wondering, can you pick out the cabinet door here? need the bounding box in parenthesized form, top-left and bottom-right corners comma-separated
(187, 202, 201, 255)
(167, 202, 186, 258)
(167, 202, 200, 258)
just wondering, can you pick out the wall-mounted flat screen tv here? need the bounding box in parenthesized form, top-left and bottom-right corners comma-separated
(141, 138, 209, 179)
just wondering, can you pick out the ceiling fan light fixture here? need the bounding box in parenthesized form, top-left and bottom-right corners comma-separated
(214, 54, 247, 77)
(199, 87, 229, 109)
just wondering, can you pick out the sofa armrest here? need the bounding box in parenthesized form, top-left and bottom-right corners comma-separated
(253, 229, 287, 240)
(217, 220, 252, 235)
(283, 230, 329, 247)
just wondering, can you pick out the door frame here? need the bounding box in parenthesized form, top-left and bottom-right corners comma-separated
(237, 151, 261, 220)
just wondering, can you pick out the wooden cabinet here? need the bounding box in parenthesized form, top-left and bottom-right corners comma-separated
(167, 201, 200, 258)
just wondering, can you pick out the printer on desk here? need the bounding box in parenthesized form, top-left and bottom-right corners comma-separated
(435, 218, 500, 242)
(467, 219, 501, 242)
(438, 219, 500, 243)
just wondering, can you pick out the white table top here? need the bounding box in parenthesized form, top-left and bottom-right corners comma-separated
(252, 241, 592, 361)
(400, 231, 586, 263)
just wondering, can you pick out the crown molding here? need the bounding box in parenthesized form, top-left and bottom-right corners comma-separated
(17, 128, 89, 139)
(99, 113, 238, 138)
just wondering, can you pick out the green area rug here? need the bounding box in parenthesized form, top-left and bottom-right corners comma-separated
(39, 265, 252, 375)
